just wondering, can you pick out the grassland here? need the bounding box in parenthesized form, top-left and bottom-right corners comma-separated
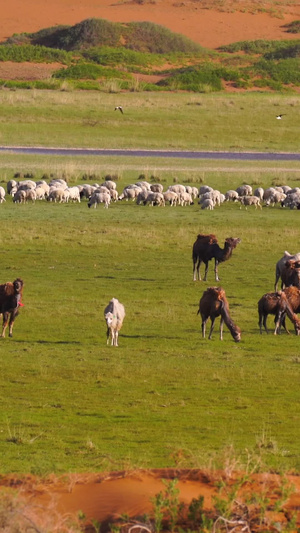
(0, 134, 300, 475)
(0, 91, 299, 152)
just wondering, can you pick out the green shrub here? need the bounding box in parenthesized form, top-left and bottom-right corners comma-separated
(53, 63, 131, 80)
(282, 19, 300, 34)
(253, 58, 300, 84)
(0, 44, 71, 64)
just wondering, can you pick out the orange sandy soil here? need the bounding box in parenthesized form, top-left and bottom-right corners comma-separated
(1, 469, 300, 531)
(0, 0, 300, 82)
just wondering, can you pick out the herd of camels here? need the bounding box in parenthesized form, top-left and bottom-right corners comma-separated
(193, 233, 300, 342)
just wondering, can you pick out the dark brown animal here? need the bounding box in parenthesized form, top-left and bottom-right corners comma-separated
(0, 278, 24, 337)
(258, 290, 300, 335)
(192, 234, 241, 282)
(277, 286, 300, 333)
(280, 259, 300, 289)
(197, 286, 241, 342)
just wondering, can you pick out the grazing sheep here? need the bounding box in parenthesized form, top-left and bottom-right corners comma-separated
(0, 186, 6, 203)
(88, 191, 111, 208)
(136, 190, 150, 205)
(198, 286, 241, 342)
(119, 186, 141, 201)
(167, 184, 186, 195)
(7, 180, 17, 195)
(163, 190, 178, 206)
(201, 198, 214, 210)
(101, 180, 117, 191)
(236, 184, 252, 196)
(264, 190, 286, 207)
(225, 190, 239, 202)
(258, 290, 300, 335)
(65, 186, 81, 203)
(25, 189, 37, 202)
(238, 195, 262, 209)
(199, 185, 213, 195)
(0, 278, 24, 338)
(104, 298, 125, 347)
(13, 190, 27, 204)
(47, 188, 65, 203)
(254, 187, 264, 200)
(150, 183, 164, 194)
(80, 184, 97, 200)
(275, 251, 300, 290)
(192, 233, 241, 282)
(178, 191, 193, 206)
(144, 192, 165, 206)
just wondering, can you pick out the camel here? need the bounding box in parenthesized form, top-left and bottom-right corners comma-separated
(274, 251, 300, 290)
(280, 259, 300, 289)
(258, 289, 300, 335)
(192, 234, 241, 282)
(197, 286, 241, 342)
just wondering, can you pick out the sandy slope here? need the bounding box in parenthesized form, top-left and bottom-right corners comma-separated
(1, 0, 300, 49)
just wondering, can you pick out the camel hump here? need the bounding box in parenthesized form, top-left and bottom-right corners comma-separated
(196, 233, 218, 245)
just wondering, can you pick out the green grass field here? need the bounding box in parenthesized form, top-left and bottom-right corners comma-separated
(0, 90, 300, 476)
(0, 90, 299, 152)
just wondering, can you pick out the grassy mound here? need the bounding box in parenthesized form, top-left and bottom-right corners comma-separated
(2, 18, 203, 54)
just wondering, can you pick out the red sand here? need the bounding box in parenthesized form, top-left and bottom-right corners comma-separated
(2, 469, 300, 530)
(1, 0, 300, 49)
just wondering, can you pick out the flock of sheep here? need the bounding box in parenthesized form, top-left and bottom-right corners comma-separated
(2, 177, 300, 210)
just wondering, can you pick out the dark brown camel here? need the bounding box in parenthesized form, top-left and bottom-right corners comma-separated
(0, 278, 24, 337)
(258, 289, 300, 335)
(192, 234, 241, 282)
(197, 286, 241, 342)
(280, 259, 300, 289)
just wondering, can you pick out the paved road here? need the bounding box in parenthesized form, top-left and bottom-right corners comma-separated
(0, 146, 300, 160)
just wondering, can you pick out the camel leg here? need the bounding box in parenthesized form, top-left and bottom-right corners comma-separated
(258, 313, 263, 334)
(1, 313, 9, 338)
(203, 262, 209, 281)
(201, 317, 208, 338)
(220, 317, 224, 340)
(214, 259, 220, 282)
(193, 259, 201, 281)
(208, 317, 216, 339)
(263, 315, 269, 334)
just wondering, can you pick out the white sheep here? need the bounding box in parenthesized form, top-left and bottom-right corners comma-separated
(144, 192, 165, 206)
(66, 186, 81, 203)
(201, 198, 214, 210)
(0, 186, 6, 203)
(178, 191, 193, 206)
(254, 187, 264, 200)
(239, 195, 262, 209)
(13, 190, 26, 203)
(88, 191, 111, 208)
(163, 190, 178, 206)
(167, 184, 186, 195)
(150, 183, 164, 194)
(104, 298, 125, 347)
(236, 184, 252, 196)
(48, 188, 65, 203)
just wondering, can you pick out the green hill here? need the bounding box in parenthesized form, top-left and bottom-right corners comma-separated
(3, 18, 203, 54)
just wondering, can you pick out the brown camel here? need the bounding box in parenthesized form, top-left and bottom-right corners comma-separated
(258, 289, 300, 335)
(280, 259, 300, 289)
(192, 234, 241, 282)
(197, 286, 241, 342)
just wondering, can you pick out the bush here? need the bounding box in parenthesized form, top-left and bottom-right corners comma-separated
(53, 63, 131, 80)
(0, 44, 71, 64)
